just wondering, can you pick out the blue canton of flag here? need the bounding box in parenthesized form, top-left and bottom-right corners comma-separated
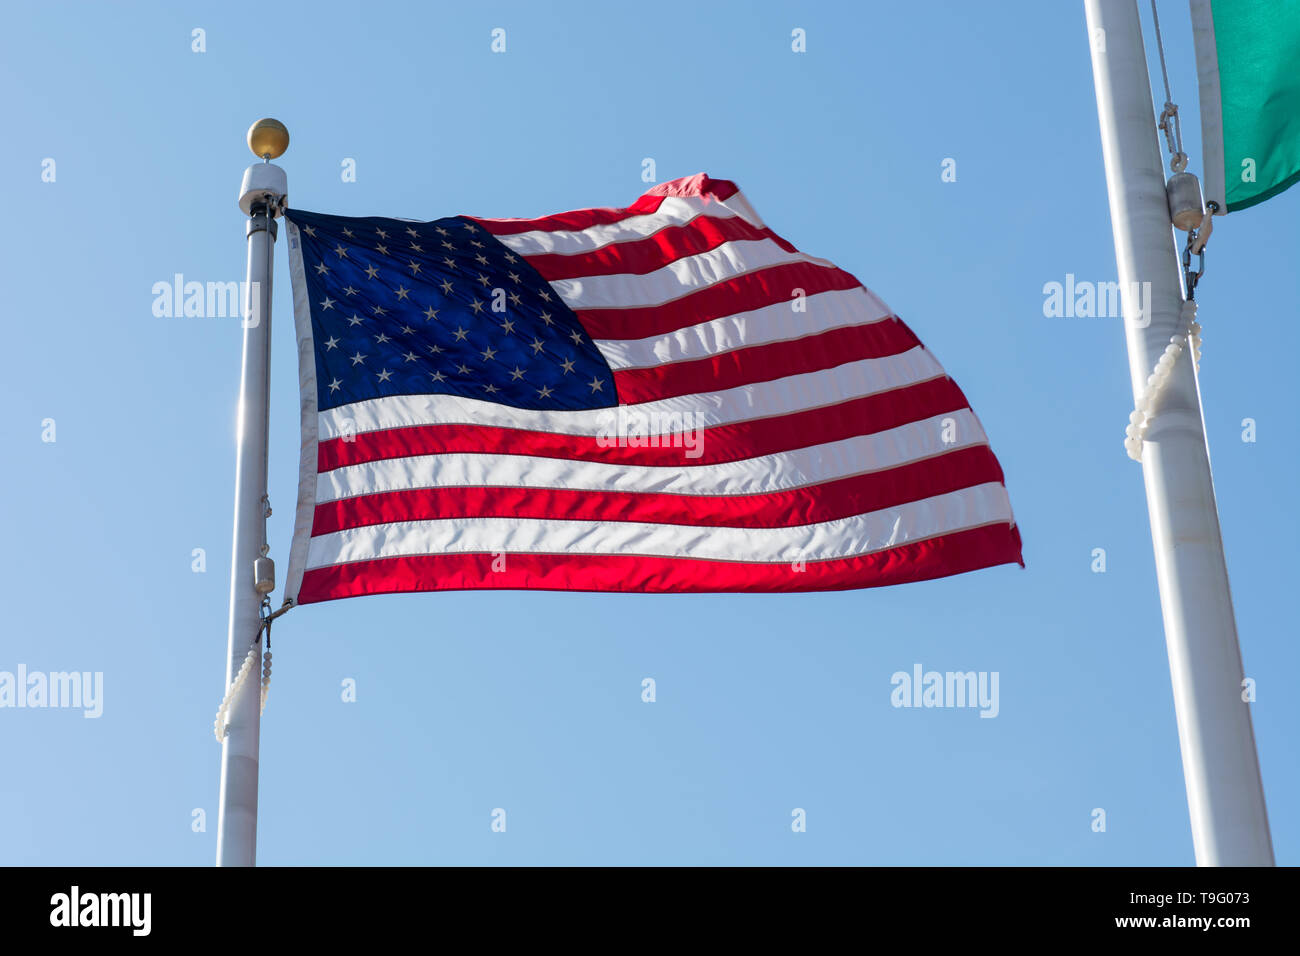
(286, 209, 617, 412)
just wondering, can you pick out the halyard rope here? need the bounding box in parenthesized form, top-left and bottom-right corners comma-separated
(1150, 0, 1187, 172)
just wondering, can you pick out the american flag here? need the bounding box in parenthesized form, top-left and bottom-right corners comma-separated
(281, 174, 1022, 604)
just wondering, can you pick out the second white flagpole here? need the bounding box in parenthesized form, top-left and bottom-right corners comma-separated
(1084, 0, 1272, 865)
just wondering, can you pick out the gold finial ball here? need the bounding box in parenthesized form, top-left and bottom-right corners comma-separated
(247, 118, 289, 160)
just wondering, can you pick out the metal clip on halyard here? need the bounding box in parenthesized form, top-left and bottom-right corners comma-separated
(212, 596, 293, 742)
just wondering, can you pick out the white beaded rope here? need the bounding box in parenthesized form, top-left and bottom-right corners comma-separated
(1125, 299, 1203, 461)
(213, 645, 260, 742)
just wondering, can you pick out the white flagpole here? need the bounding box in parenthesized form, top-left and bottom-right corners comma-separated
(1084, 0, 1272, 865)
(217, 120, 289, 867)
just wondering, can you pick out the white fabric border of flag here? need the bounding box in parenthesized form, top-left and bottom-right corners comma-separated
(283, 219, 319, 606)
(1190, 0, 1227, 214)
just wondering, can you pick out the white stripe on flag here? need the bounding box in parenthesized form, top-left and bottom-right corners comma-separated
(594, 287, 892, 370)
(549, 239, 837, 309)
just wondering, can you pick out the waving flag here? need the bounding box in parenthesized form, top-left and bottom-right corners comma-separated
(281, 174, 1021, 604)
(1193, 0, 1300, 212)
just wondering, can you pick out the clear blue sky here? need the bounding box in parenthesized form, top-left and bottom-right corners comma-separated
(2, 0, 1295, 865)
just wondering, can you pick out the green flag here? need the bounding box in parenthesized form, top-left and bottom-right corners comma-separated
(1192, 0, 1300, 212)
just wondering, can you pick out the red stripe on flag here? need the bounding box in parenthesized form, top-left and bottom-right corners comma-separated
(524, 216, 793, 281)
(612, 320, 920, 404)
(310, 445, 1006, 536)
(317, 376, 967, 472)
(468, 174, 740, 237)
(576, 262, 863, 340)
(471, 195, 666, 236)
(296, 521, 1023, 603)
(640, 173, 740, 202)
